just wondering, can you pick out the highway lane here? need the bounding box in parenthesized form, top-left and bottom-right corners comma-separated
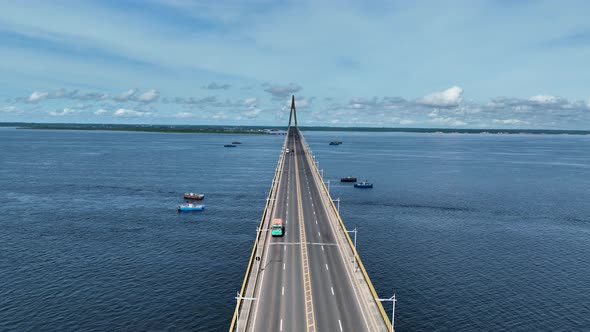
(250, 129, 305, 331)
(248, 127, 382, 331)
(294, 131, 372, 331)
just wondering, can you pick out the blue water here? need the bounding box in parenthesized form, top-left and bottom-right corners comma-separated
(1, 128, 589, 331)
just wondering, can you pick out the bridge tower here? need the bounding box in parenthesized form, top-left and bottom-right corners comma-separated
(287, 95, 298, 128)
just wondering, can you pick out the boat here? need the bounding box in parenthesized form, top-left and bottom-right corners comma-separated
(183, 193, 205, 200)
(341, 176, 357, 182)
(178, 203, 205, 211)
(329, 141, 343, 145)
(231, 141, 242, 144)
(354, 181, 373, 188)
(224, 144, 237, 147)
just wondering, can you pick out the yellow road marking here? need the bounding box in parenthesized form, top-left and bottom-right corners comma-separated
(294, 131, 316, 332)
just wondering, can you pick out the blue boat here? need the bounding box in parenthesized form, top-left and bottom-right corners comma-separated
(178, 204, 205, 211)
(354, 181, 373, 189)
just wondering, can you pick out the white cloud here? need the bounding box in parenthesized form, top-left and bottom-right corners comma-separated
(493, 119, 529, 125)
(418, 86, 463, 107)
(48, 108, 78, 116)
(529, 95, 558, 104)
(175, 112, 195, 118)
(114, 88, 137, 101)
(28, 91, 49, 103)
(202, 82, 231, 90)
(430, 116, 466, 126)
(94, 108, 109, 115)
(114, 108, 151, 117)
(243, 97, 258, 107)
(263, 83, 302, 98)
(244, 108, 261, 118)
(136, 89, 159, 103)
(399, 119, 415, 125)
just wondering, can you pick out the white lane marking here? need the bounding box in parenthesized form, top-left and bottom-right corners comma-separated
(318, 232, 321, 237)
(283, 263, 285, 270)
(280, 318, 283, 331)
(338, 319, 343, 331)
(315, 219, 318, 224)
(321, 245, 324, 251)
(284, 245, 286, 250)
(325, 264, 329, 271)
(282, 286, 285, 295)
(331, 287, 335, 295)
(285, 219, 288, 223)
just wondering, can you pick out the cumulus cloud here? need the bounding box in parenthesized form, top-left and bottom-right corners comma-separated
(136, 89, 159, 103)
(493, 119, 529, 125)
(94, 108, 109, 115)
(418, 86, 463, 107)
(114, 108, 151, 117)
(202, 82, 231, 90)
(114, 89, 137, 102)
(430, 116, 467, 126)
(243, 97, 258, 107)
(175, 112, 195, 118)
(48, 108, 78, 116)
(263, 83, 302, 98)
(28, 91, 49, 103)
(244, 108, 261, 118)
(1, 106, 22, 113)
(399, 119, 415, 125)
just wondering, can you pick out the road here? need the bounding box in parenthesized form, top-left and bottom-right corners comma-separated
(248, 127, 374, 331)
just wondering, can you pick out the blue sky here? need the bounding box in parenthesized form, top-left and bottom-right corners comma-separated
(1, 0, 590, 128)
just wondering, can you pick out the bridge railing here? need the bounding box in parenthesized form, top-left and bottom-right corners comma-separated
(298, 129, 394, 331)
(228, 134, 289, 332)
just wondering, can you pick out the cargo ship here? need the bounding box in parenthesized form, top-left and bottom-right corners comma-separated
(224, 144, 237, 147)
(341, 176, 357, 182)
(329, 141, 343, 145)
(231, 141, 242, 144)
(184, 193, 205, 200)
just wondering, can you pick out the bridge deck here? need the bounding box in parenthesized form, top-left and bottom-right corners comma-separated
(232, 127, 391, 332)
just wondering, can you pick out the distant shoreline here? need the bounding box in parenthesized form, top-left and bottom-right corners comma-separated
(1, 122, 588, 135)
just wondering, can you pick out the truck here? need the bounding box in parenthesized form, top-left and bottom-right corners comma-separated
(271, 218, 284, 237)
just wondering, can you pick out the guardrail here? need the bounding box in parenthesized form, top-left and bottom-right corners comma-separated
(299, 130, 394, 331)
(228, 134, 289, 332)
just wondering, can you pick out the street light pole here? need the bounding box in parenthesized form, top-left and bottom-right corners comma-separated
(235, 292, 256, 332)
(333, 198, 340, 213)
(377, 294, 397, 332)
(346, 227, 357, 269)
(320, 169, 324, 178)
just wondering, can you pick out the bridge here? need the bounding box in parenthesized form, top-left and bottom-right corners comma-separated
(230, 96, 394, 332)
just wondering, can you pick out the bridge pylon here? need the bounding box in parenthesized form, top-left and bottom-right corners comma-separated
(288, 95, 298, 128)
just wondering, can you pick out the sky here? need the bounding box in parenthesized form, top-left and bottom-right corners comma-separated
(1, 0, 590, 129)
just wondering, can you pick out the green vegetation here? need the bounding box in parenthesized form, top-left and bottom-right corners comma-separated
(1, 122, 589, 135)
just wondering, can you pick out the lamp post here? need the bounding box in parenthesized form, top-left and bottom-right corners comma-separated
(333, 198, 340, 213)
(346, 227, 357, 270)
(235, 292, 256, 332)
(324, 180, 330, 193)
(255, 226, 268, 273)
(377, 294, 397, 332)
(320, 169, 324, 178)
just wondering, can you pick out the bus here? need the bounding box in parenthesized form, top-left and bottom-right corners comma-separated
(271, 218, 284, 237)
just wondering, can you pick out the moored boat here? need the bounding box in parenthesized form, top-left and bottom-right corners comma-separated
(231, 141, 242, 144)
(329, 141, 343, 145)
(341, 176, 357, 182)
(184, 193, 205, 200)
(178, 203, 205, 211)
(224, 144, 237, 147)
(354, 181, 373, 188)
